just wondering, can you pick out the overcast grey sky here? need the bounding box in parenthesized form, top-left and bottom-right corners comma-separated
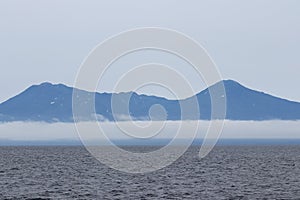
(0, 0, 299, 103)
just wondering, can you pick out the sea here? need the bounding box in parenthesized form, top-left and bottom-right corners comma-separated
(0, 145, 299, 199)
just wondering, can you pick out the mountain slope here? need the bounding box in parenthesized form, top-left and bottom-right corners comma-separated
(0, 80, 300, 122)
(196, 80, 300, 120)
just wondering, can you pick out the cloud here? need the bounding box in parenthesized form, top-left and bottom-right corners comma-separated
(0, 120, 300, 143)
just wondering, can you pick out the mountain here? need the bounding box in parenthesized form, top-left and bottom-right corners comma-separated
(199, 80, 300, 120)
(0, 80, 300, 123)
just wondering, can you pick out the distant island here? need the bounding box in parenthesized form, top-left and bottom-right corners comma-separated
(0, 80, 300, 123)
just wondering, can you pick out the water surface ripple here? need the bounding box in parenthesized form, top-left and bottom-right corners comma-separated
(0, 146, 299, 199)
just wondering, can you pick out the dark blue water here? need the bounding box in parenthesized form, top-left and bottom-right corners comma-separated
(0, 146, 299, 199)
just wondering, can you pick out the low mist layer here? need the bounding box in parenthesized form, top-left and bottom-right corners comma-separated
(0, 120, 299, 144)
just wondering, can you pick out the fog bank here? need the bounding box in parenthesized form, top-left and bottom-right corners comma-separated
(0, 120, 299, 142)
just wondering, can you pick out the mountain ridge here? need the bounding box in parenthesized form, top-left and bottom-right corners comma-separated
(1, 80, 300, 123)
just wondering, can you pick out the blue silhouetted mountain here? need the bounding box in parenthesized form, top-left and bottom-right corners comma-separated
(197, 80, 300, 120)
(0, 83, 74, 122)
(0, 80, 300, 123)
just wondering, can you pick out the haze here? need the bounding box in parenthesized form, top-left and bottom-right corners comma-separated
(0, 0, 300, 103)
